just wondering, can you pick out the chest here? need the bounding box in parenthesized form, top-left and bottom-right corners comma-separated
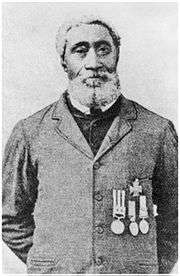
(32, 129, 159, 223)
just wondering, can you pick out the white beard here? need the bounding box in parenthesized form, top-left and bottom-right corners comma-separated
(67, 71, 121, 109)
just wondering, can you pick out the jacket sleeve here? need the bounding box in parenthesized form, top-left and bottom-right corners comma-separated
(152, 120, 178, 274)
(2, 120, 38, 264)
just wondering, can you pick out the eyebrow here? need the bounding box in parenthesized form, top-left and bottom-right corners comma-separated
(94, 40, 111, 48)
(71, 41, 89, 52)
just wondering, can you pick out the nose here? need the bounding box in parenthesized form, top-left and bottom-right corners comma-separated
(84, 48, 101, 70)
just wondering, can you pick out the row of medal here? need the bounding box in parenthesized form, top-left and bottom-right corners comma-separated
(111, 179, 149, 236)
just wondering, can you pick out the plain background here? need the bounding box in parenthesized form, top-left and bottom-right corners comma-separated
(2, 2, 178, 274)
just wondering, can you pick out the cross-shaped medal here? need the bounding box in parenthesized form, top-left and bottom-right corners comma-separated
(130, 179, 142, 197)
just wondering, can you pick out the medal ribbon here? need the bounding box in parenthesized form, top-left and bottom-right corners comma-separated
(128, 200, 136, 222)
(139, 195, 148, 219)
(113, 189, 126, 219)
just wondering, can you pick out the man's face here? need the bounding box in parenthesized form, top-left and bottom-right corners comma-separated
(64, 24, 120, 108)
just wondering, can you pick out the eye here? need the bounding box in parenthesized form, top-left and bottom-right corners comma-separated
(97, 45, 111, 56)
(73, 46, 88, 55)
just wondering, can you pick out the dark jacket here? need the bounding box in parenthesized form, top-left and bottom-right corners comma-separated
(2, 93, 178, 274)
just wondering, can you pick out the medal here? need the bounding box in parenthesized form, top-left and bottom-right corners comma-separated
(139, 195, 149, 234)
(128, 200, 139, 236)
(139, 219, 149, 234)
(129, 222, 139, 236)
(111, 189, 126, 234)
(130, 178, 142, 197)
(111, 219, 125, 234)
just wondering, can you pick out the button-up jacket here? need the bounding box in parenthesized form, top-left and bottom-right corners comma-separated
(2, 93, 178, 274)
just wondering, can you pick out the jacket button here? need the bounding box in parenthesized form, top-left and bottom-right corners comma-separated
(94, 191, 103, 201)
(96, 225, 104, 234)
(96, 256, 103, 266)
(93, 162, 101, 170)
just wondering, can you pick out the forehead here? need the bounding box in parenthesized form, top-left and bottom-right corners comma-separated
(66, 24, 114, 47)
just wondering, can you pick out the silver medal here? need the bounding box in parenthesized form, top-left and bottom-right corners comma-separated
(111, 219, 125, 235)
(111, 189, 126, 234)
(128, 200, 139, 236)
(139, 195, 149, 234)
(129, 222, 139, 236)
(139, 219, 149, 234)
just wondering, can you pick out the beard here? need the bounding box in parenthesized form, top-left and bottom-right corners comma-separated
(67, 69, 121, 109)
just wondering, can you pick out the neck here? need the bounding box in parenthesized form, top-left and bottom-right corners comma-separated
(68, 94, 118, 115)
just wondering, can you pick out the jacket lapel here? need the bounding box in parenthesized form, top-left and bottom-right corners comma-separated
(52, 94, 94, 160)
(94, 95, 137, 163)
(52, 93, 137, 161)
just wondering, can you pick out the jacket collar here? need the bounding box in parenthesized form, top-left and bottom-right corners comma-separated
(69, 94, 118, 115)
(52, 92, 137, 161)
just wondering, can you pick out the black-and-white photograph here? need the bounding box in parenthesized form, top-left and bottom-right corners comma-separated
(2, 2, 178, 274)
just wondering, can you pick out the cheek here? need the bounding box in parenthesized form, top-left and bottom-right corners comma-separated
(103, 59, 116, 71)
(102, 52, 117, 72)
(66, 57, 83, 80)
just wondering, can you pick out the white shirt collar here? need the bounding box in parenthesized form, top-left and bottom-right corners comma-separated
(69, 95, 117, 115)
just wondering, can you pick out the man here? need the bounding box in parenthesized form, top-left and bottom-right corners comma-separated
(2, 16, 178, 274)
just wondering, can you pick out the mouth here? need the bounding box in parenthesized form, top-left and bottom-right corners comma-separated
(86, 75, 108, 82)
(88, 76, 101, 79)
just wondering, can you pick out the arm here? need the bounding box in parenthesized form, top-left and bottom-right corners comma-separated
(152, 121, 178, 274)
(2, 120, 38, 263)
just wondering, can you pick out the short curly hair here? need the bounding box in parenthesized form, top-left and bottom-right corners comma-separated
(56, 15, 121, 69)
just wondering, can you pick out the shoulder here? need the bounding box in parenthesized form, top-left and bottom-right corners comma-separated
(4, 99, 63, 159)
(10, 100, 59, 141)
(23, 100, 57, 126)
(133, 100, 172, 130)
(131, 100, 177, 142)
